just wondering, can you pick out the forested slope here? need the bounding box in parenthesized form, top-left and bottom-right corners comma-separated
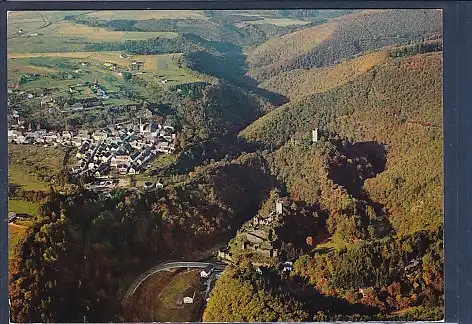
(247, 9, 442, 81)
(241, 49, 442, 236)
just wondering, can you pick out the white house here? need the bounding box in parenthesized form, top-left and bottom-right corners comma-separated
(183, 291, 196, 304)
(93, 131, 108, 142)
(111, 155, 131, 167)
(200, 264, 215, 278)
(62, 131, 72, 141)
(283, 261, 293, 273)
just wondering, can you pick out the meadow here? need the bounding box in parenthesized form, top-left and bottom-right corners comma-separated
(7, 11, 179, 53)
(8, 164, 49, 191)
(8, 52, 200, 92)
(84, 10, 209, 21)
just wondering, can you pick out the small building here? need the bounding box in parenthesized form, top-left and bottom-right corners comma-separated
(143, 181, 154, 190)
(183, 291, 196, 304)
(111, 155, 131, 167)
(200, 264, 215, 278)
(92, 131, 108, 142)
(70, 102, 84, 111)
(8, 212, 17, 223)
(61, 131, 72, 140)
(129, 61, 144, 71)
(405, 259, 420, 272)
(283, 261, 293, 272)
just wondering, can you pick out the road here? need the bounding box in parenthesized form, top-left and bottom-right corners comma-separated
(122, 261, 226, 302)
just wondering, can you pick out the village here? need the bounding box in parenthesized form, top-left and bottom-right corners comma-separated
(8, 107, 178, 189)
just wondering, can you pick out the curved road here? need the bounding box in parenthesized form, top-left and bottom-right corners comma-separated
(123, 261, 226, 301)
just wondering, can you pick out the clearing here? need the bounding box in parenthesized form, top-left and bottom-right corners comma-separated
(122, 269, 203, 322)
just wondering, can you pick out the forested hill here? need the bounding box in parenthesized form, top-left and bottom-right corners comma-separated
(247, 9, 442, 81)
(240, 46, 442, 237)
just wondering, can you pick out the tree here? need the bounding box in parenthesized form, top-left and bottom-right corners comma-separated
(122, 72, 132, 82)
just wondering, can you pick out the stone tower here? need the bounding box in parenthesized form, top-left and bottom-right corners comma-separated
(276, 200, 283, 215)
(312, 128, 319, 143)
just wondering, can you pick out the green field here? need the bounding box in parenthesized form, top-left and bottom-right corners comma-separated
(154, 54, 201, 85)
(8, 198, 41, 215)
(8, 144, 68, 190)
(8, 52, 201, 100)
(7, 11, 179, 53)
(9, 164, 49, 191)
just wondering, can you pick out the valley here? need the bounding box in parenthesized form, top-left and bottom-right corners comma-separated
(7, 8, 444, 323)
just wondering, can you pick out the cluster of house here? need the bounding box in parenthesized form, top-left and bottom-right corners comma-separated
(8, 124, 71, 145)
(103, 56, 144, 73)
(90, 82, 109, 100)
(70, 120, 177, 179)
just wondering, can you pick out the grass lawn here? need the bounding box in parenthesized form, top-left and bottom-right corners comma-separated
(314, 234, 358, 252)
(8, 144, 67, 190)
(9, 164, 49, 191)
(8, 198, 41, 215)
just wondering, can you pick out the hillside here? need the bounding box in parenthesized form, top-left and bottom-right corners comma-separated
(247, 9, 442, 81)
(8, 152, 278, 323)
(259, 51, 389, 100)
(241, 49, 442, 238)
(8, 8, 443, 323)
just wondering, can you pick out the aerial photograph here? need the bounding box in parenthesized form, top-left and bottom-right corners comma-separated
(7, 9, 443, 323)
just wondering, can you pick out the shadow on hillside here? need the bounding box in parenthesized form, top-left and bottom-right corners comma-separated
(184, 50, 288, 106)
(328, 141, 387, 199)
(154, 134, 261, 177)
(8, 183, 23, 196)
(288, 274, 381, 319)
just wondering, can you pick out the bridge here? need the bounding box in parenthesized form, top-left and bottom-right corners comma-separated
(122, 261, 226, 302)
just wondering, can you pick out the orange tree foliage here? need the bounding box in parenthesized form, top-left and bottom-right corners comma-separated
(293, 227, 443, 319)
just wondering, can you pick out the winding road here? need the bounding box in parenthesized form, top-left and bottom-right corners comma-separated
(122, 261, 226, 302)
